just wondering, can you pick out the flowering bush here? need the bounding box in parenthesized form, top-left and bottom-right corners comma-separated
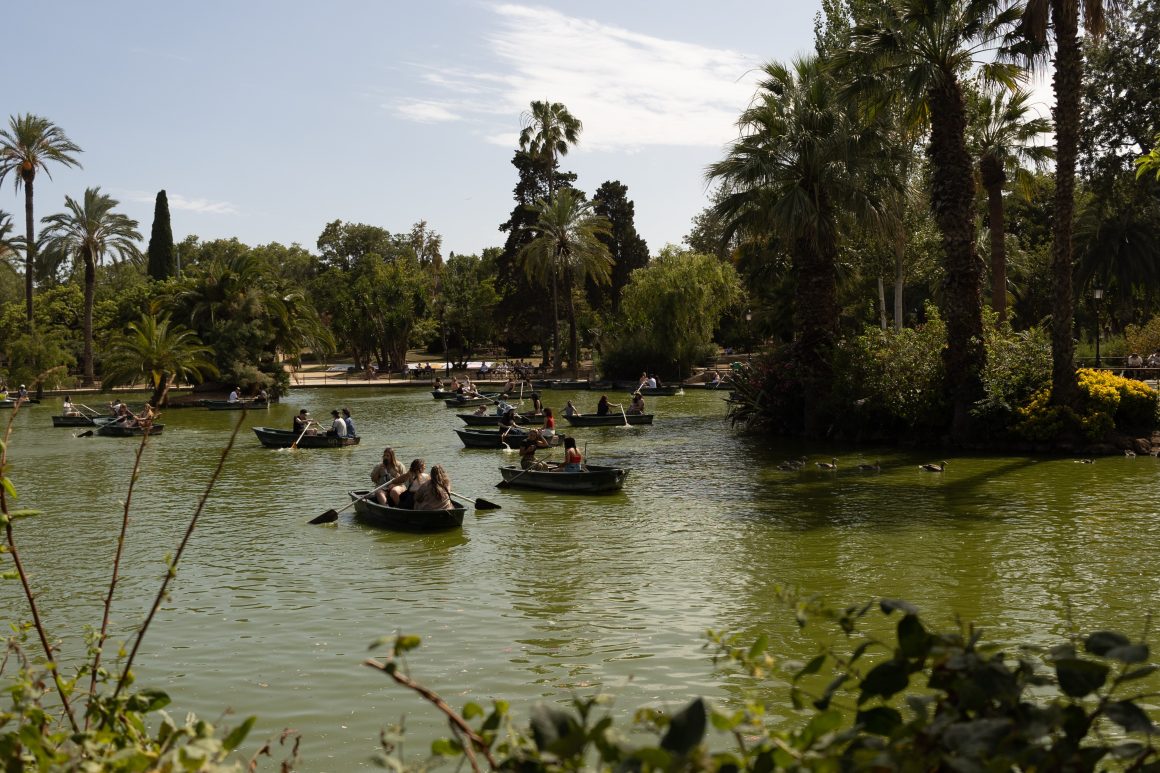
(1014, 368, 1158, 443)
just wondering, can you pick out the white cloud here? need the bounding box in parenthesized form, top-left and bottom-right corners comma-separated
(125, 191, 239, 216)
(394, 3, 764, 151)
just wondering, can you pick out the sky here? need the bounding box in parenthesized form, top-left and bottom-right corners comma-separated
(4, 1, 831, 259)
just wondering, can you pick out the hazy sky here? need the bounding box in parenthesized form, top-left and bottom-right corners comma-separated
(2, 2, 850, 259)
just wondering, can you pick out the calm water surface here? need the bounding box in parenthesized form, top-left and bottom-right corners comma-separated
(3, 387, 1159, 769)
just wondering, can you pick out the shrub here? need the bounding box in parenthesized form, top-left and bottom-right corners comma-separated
(1124, 316, 1160, 358)
(1015, 368, 1159, 443)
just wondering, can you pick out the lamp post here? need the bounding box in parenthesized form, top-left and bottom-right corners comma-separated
(1093, 287, 1103, 368)
(745, 310, 752, 351)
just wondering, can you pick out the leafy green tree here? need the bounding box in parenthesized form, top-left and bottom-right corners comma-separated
(709, 55, 894, 431)
(146, 190, 175, 280)
(0, 114, 82, 326)
(588, 180, 650, 314)
(835, 0, 1023, 440)
(518, 189, 613, 377)
(442, 252, 500, 366)
(40, 187, 142, 386)
(1020, 0, 1118, 408)
(967, 87, 1054, 323)
(605, 247, 741, 380)
(101, 313, 218, 406)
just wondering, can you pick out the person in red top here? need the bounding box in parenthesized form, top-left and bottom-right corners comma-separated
(561, 436, 584, 472)
(540, 406, 556, 440)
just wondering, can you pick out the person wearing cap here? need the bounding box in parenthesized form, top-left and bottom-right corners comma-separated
(17, 384, 28, 399)
(329, 409, 348, 438)
(227, 386, 240, 403)
(628, 391, 646, 415)
(341, 407, 356, 437)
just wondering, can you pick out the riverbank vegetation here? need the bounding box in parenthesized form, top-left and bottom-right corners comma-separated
(1, 2, 1158, 426)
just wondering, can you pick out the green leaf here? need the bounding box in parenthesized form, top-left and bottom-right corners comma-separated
(858, 660, 910, 704)
(462, 701, 483, 720)
(814, 674, 848, 710)
(897, 614, 929, 660)
(1105, 701, 1155, 733)
(1, 476, 17, 500)
(857, 706, 902, 736)
(794, 654, 826, 682)
(879, 599, 918, 616)
(530, 703, 574, 752)
(1105, 644, 1149, 664)
(1121, 665, 1159, 681)
(431, 737, 460, 756)
(661, 698, 706, 756)
(6, 509, 41, 519)
(807, 708, 842, 737)
(126, 688, 171, 713)
(747, 634, 768, 659)
(1055, 658, 1109, 698)
(222, 716, 256, 753)
(1084, 631, 1130, 656)
(394, 634, 421, 654)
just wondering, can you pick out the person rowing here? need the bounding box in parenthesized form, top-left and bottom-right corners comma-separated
(519, 430, 550, 470)
(388, 458, 430, 508)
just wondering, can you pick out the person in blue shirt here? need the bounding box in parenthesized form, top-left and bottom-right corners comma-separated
(342, 407, 356, 437)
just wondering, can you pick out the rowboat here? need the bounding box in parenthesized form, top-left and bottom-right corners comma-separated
(563, 413, 654, 427)
(52, 414, 115, 428)
(532, 379, 592, 390)
(497, 464, 629, 493)
(443, 395, 496, 408)
(454, 427, 530, 449)
(349, 490, 465, 531)
(432, 388, 456, 399)
(0, 398, 40, 408)
(457, 411, 541, 426)
(203, 399, 268, 410)
(96, 422, 165, 437)
(252, 426, 360, 449)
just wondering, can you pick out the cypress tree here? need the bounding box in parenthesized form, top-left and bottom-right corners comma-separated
(146, 190, 175, 280)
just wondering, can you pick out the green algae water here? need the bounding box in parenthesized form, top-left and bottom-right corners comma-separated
(3, 387, 1159, 769)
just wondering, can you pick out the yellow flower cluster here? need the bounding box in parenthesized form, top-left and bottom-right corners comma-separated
(1015, 369, 1158, 443)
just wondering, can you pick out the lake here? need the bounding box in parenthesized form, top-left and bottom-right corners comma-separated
(3, 386, 1158, 770)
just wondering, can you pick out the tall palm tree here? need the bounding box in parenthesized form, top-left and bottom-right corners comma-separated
(0, 114, 82, 326)
(41, 187, 141, 386)
(1020, 0, 1117, 407)
(967, 86, 1054, 323)
(518, 189, 613, 377)
(833, 0, 1024, 440)
(101, 313, 218, 407)
(708, 55, 894, 432)
(519, 101, 582, 199)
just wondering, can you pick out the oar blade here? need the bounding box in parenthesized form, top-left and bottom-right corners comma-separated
(309, 509, 339, 525)
(474, 498, 501, 510)
(75, 430, 94, 438)
(494, 480, 510, 489)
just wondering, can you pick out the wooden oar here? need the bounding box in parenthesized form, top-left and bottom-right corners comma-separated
(309, 481, 393, 524)
(448, 490, 501, 510)
(496, 450, 555, 489)
(290, 421, 313, 450)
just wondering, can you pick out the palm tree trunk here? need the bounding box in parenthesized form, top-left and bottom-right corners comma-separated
(565, 270, 579, 378)
(22, 176, 34, 328)
(981, 156, 1009, 325)
(894, 239, 905, 331)
(151, 374, 169, 408)
(550, 257, 561, 373)
(877, 276, 888, 330)
(83, 251, 96, 386)
(792, 230, 838, 435)
(1049, 0, 1081, 408)
(928, 80, 986, 441)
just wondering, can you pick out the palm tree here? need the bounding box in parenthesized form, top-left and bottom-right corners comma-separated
(1019, 0, 1117, 407)
(833, 0, 1024, 440)
(967, 86, 1053, 323)
(0, 114, 82, 326)
(40, 187, 142, 386)
(519, 101, 583, 371)
(708, 55, 894, 431)
(518, 189, 613, 377)
(101, 313, 218, 407)
(519, 101, 582, 199)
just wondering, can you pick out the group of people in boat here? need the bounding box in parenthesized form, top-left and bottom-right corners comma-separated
(518, 431, 585, 472)
(227, 386, 270, 404)
(560, 393, 645, 418)
(106, 398, 155, 427)
(1, 383, 29, 401)
(293, 407, 356, 437)
(370, 448, 453, 510)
